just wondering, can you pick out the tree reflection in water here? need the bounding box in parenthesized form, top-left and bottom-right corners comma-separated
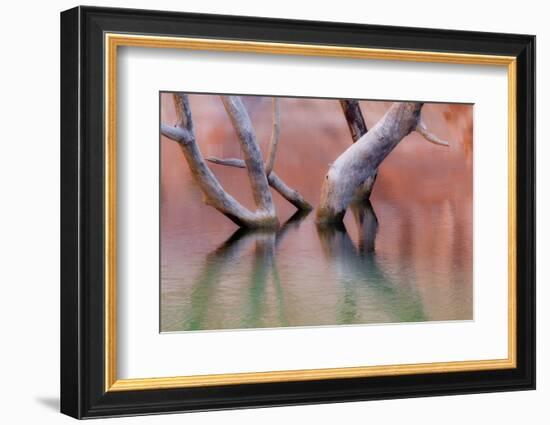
(184, 210, 309, 330)
(318, 200, 426, 325)
(182, 202, 425, 331)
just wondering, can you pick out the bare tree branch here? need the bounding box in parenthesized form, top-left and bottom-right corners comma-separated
(334, 100, 448, 228)
(318, 102, 446, 224)
(160, 124, 193, 145)
(206, 157, 246, 168)
(206, 156, 313, 211)
(339, 100, 368, 143)
(173, 93, 194, 133)
(415, 121, 450, 146)
(268, 173, 312, 211)
(161, 93, 278, 228)
(338, 99, 377, 205)
(206, 97, 312, 212)
(221, 96, 275, 215)
(265, 98, 281, 176)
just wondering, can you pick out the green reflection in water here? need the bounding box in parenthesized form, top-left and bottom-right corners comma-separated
(175, 203, 427, 332)
(318, 201, 426, 326)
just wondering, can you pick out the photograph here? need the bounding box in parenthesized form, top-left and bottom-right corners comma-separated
(160, 93, 473, 332)
(56, 4, 536, 420)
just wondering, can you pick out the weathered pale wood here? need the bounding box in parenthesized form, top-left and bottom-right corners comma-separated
(339, 99, 368, 142)
(163, 95, 447, 228)
(207, 156, 313, 211)
(221, 96, 276, 217)
(267, 173, 312, 212)
(317, 102, 448, 224)
(173, 92, 194, 132)
(161, 93, 278, 228)
(206, 96, 312, 212)
(206, 157, 246, 168)
(416, 121, 449, 146)
(265, 98, 280, 176)
(339, 99, 377, 212)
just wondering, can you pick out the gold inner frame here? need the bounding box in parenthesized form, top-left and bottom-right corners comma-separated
(104, 33, 517, 392)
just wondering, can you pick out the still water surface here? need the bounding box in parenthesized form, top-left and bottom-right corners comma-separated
(160, 95, 473, 332)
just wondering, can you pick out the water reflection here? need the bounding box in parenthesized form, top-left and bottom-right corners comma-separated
(175, 203, 427, 332)
(317, 201, 426, 325)
(182, 210, 309, 331)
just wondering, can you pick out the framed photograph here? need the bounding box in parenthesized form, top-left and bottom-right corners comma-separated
(60, 6, 535, 419)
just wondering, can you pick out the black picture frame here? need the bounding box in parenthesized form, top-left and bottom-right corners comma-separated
(61, 5, 535, 419)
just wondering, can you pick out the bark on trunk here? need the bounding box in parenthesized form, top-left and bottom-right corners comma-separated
(205, 98, 312, 212)
(161, 94, 278, 229)
(340, 100, 368, 142)
(317, 101, 448, 224)
(339, 99, 379, 220)
(220, 96, 276, 216)
(317, 102, 423, 224)
(206, 156, 313, 211)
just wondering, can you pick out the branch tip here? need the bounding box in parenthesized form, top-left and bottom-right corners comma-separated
(415, 121, 450, 147)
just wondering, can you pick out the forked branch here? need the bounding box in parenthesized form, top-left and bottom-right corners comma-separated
(207, 156, 312, 211)
(220, 96, 275, 215)
(317, 102, 449, 224)
(207, 97, 312, 212)
(160, 93, 278, 228)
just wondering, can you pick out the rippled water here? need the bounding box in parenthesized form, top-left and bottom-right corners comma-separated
(160, 94, 473, 332)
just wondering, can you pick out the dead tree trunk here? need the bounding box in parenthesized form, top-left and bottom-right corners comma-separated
(340, 99, 368, 142)
(161, 94, 278, 228)
(317, 102, 448, 224)
(205, 98, 313, 212)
